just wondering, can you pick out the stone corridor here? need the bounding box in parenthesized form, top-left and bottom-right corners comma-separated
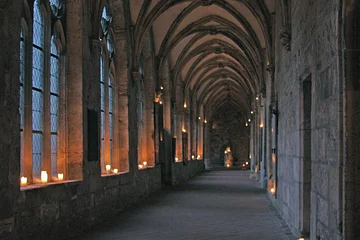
(74, 170, 293, 240)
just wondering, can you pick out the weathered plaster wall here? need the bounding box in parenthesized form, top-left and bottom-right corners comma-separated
(272, 0, 342, 239)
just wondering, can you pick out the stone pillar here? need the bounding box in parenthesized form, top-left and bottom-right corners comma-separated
(66, 0, 84, 180)
(0, 1, 21, 239)
(114, 27, 130, 173)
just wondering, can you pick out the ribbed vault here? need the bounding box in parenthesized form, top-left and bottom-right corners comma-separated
(130, 0, 273, 123)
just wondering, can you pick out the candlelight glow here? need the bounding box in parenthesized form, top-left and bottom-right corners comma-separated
(198, 116, 201, 120)
(106, 165, 111, 173)
(226, 164, 230, 168)
(191, 155, 195, 160)
(113, 169, 118, 174)
(175, 157, 179, 162)
(20, 177, 27, 187)
(270, 188, 275, 194)
(138, 164, 144, 169)
(298, 238, 305, 240)
(251, 111, 254, 114)
(197, 155, 201, 160)
(182, 129, 187, 133)
(41, 171, 48, 184)
(184, 102, 187, 108)
(246, 162, 249, 165)
(248, 119, 251, 122)
(143, 161, 148, 167)
(159, 101, 163, 105)
(256, 96, 259, 100)
(204, 119, 207, 124)
(245, 122, 248, 127)
(58, 173, 64, 181)
(260, 123, 264, 128)
(160, 86, 164, 90)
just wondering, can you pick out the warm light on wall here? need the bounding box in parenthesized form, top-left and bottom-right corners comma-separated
(106, 165, 111, 173)
(41, 171, 48, 184)
(20, 177, 27, 187)
(270, 188, 276, 195)
(113, 169, 119, 174)
(58, 173, 64, 181)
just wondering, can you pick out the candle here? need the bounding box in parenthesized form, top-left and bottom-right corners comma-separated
(138, 164, 143, 169)
(105, 165, 111, 173)
(175, 157, 179, 162)
(226, 164, 230, 168)
(143, 162, 147, 167)
(20, 176, 27, 187)
(197, 155, 201, 160)
(41, 171, 48, 183)
(270, 188, 275, 194)
(58, 173, 64, 181)
(191, 155, 195, 160)
(113, 168, 118, 174)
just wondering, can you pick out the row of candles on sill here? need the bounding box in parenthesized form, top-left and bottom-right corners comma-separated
(20, 171, 64, 187)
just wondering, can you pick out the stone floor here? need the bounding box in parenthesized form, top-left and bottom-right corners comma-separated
(74, 170, 295, 240)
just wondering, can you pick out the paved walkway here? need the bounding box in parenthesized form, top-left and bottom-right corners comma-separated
(74, 170, 294, 240)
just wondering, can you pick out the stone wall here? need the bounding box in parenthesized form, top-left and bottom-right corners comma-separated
(271, 0, 343, 238)
(210, 108, 249, 167)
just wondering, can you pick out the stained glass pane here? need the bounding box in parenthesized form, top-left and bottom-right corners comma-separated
(101, 111, 105, 139)
(32, 47, 44, 90)
(50, 95, 58, 133)
(50, 57, 59, 94)
(32, 90, 43, 131)
(101, 83, 105, 111)
(108, 86, 113, 113)
(33, 0, 44, 48)
(32, 133, 43, 179)
(109, 112, 113, 140)
(51, 134, 57, 177)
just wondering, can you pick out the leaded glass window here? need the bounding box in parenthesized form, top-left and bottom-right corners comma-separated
(32, 0, 44, 179)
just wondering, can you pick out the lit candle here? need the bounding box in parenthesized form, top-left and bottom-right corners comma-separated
(143, 162, 147, 167)
(113, 168, 118, 174)
(204, 119, 207, 124)
(41, 171, 48, 184)
(182, 129, 186, 133)
(226, 164, 230, 168)
(20, 176, 27, 187)
(246, 162, 249, 165)
(106, 165, 111, 173)
(138, 164, 143, 169)
(191, 155, 195, 160)
(160, 86, 164, 90)
(197, 155, 201, 160)
(270, 188, 275, 194)
(58, 173, 64, 181)
(175, 157, 179, 162)
(184, 102, 187, 108)
(159, 101, 163, 105)
(260, 123, 264, 128)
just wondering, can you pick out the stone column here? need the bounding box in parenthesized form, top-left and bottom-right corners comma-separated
(114, 27, 130, 173)
(0, 1, 21, 239)
(66, 0, 84, 180)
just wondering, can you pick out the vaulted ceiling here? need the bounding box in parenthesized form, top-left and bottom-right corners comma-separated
(130, 0, 275, 121)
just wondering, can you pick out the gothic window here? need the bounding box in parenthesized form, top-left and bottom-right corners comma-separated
(100, 5, 116, 174)
(32, 0, 45, 179)
(50, 36, 59, 177)
(20, 0, 66, 185)
(20, 26, 25, 176)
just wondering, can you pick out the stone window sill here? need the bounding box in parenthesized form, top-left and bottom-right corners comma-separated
(101, 171, 128, 177)
(20, 179, 81, 191)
